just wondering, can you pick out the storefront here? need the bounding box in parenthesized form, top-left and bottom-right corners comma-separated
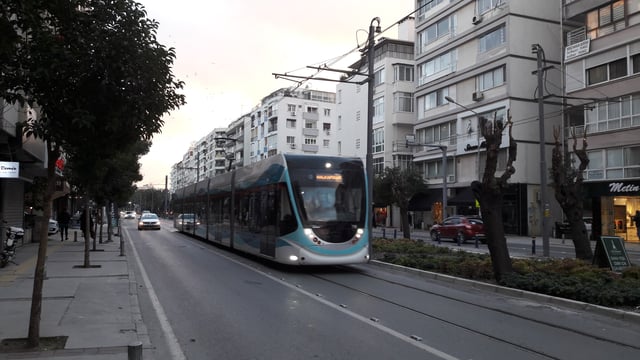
(586, 180, 640, 243)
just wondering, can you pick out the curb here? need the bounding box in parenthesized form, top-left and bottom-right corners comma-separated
(369, 259, 640, 325)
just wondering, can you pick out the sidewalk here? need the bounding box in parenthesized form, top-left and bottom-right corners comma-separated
(0, 231, 147, 359)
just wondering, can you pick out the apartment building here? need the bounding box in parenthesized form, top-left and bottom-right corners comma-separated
(563, 0, 640, 242)
(247, 87, 337, 164)
(412, 0, 563, 235)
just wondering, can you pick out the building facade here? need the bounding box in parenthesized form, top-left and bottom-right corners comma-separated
(411, 0, 564, 236)
(563, 0, 640, 242)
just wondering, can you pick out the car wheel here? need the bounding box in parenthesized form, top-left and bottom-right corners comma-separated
(457, 231, 465, 244)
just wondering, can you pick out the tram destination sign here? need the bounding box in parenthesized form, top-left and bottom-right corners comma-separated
(593, 236, 631, 272)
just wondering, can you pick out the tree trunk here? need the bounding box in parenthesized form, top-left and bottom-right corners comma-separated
(473, 181, 512, 281)
(84, 197, 91, 268)
(28, 146, 59, 347)
(400, 207, 411, 239)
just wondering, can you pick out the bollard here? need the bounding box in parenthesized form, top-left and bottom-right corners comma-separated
(561, 233, 565, 244)
(474, 235, 479, 248)
(382, 228, 386, 239)
(73, 231, 78, 242)
(437, 233, 441, 245)
(393, 229, 397, 239)
(128, 341, 143, 360)
(531, 237, 536, 255)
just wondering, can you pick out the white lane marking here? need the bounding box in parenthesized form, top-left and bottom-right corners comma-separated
(199, 245, 460, 360)
(124, 227, 187, 360)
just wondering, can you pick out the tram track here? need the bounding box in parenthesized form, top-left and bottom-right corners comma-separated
(292, 264, 640, 359)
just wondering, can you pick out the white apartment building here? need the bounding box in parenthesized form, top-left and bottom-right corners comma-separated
(247, 87, 337, 163)
(563, 0, 640, 242)
(412, 0, 563, 236)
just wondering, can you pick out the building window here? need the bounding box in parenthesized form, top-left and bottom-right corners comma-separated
(304, 137, 317, 145)
(585, 94, 640, 132)
(323, 123, 331, 131)
(286, 136, 295, 144)
(394, 92, 414, 112)
(287, 104, 296, 112)
(417, 88, 449, 118)
(417, 0, 444, 21)
(356, 110, 361, 122)
(417, 50, 457, 85)
(416, 120, 456, 146)
(587, 0, 626, 39)
(587, 58, 628, 85)
(373, 128, 384, 153)
(633, 54, 640, 73)
(305, 120, 316, 129)
(324, 108, 331, 116)
(394, 64, 414, 82)
(286, 119, 296, 128)
(355, 138, 361, 149)
(323, 139, 330, 148)
(373, 67, 385, 86)
(586, 145, 640, 180)
(418, 15, 456, 54)
(479, 25, 506, 53)
(373, 97, 384, 124)
(478, 66, 505, 91)
(478, 0, 504, 15)
(394, 154, 413, 171)
(373, 157, 385, 175)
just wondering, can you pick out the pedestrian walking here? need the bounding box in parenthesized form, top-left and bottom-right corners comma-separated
(58, 207, 71, 241)
(632, 210, 640, 238)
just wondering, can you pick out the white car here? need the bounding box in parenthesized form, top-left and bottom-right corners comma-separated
(48, 219, 59, 235)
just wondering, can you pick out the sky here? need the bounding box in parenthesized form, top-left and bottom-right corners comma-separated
(135, 0, 414, 188)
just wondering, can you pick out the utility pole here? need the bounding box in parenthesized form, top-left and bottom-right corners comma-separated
(532, 44, 550, 257)
(366, 17, 381, 256)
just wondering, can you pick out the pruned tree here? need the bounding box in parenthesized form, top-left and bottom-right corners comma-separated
(551, 127, 592, 260)
(472, 110, 517, 282)
(375, 167, 428, 239)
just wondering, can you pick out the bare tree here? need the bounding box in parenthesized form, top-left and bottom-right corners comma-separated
(471, 110, 517, 281)
(551, 128, 592, 260)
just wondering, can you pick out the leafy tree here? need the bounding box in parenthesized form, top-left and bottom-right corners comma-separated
(375, 167, 428, 239)
(472, 110, 517, 282)
(551, 128, 592, 260)
(1, 0, 184, 347)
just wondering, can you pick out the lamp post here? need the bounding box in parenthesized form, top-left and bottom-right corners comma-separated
(405, 135, 448, 219)
(366, 17, 381, 255)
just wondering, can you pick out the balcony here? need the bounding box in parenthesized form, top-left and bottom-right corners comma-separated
(303, 128, 319, 136)
(303, 112, 319, 121)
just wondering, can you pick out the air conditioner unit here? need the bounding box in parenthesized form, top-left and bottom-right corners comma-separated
(290, 143, 296, 149)
(446, 175, 456, 183)
(472, 15, 482, 25)
(472, 91, 484, 101)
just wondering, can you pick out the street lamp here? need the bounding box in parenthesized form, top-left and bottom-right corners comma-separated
(405, 135, 448, 219)
(445, 95, 485, 185)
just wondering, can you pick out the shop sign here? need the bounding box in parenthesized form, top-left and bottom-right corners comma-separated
(593, 236, 631, 272)
(608, 182, 640, 193)
(0, 161, 19, 178)
(589, 180, 640, 196)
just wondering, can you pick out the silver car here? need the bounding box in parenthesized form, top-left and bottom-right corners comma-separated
(48, 219, 59, 235)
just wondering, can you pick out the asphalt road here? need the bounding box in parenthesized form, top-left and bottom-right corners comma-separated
(125, 220, 640, 360)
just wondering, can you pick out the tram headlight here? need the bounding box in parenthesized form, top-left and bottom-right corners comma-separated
(289, 255, 299, 262)
(355, 228, 364, 240)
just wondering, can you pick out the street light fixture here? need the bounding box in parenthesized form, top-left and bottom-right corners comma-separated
(405, 134, 448, 220)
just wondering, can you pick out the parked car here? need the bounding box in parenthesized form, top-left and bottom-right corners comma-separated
(174, 213, 199, 231)
(430, 216, 486, 244)
(124, 211, 136, 219)
(48, 219, 59, 235)
(138, 213, 161, 231)
(553, 217, 593, 239)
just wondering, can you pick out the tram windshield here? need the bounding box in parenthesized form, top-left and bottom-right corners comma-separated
(288, 157, 366, 227)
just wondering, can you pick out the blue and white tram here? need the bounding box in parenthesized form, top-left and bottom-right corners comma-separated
(172, 154, 370, 265)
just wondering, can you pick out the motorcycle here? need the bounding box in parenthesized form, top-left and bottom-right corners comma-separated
(1, 225, 23, 268)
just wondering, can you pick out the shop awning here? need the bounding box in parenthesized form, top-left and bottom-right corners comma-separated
(408, 190, 443, 211)
(448, 187, 476, 205)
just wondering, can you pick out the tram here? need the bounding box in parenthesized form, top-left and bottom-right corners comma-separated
(172, 154, 370, 265)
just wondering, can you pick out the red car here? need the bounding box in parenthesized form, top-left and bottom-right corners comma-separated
(430, 216, 486, 244)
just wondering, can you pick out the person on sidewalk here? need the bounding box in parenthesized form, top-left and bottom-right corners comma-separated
(58, 207, 71, 241)
(632, 210, 640, 238)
